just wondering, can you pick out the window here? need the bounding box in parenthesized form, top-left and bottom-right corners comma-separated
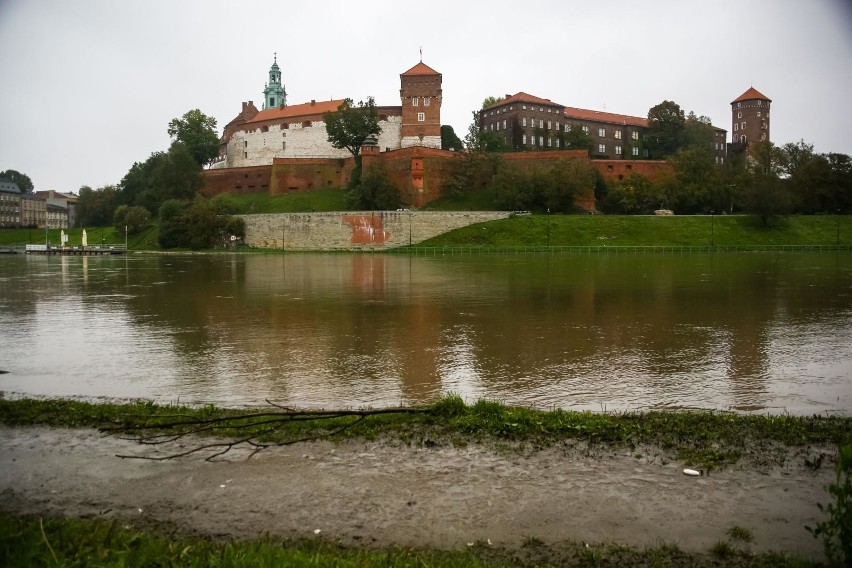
(582, 125, 589, 133)
(737, 111, 742, 118)
(547, 121, 551, 129)
(614, 130, 622, 139)
(522, 134, 527, 144)
(556, 138, 560, 148)
(741, 122, 746, 129)
(556, 121, 560, 130)
(503, 119, 506, 129)
(424, 97, 431, 106)
(418, 112, 425, 122)
(631, 131, 639, 140)
(734, 123, 738, 131)
(522, 105, 527, 110)
(547, 137, 551, 147)
(598, 144, 606, 154)
(413, 97, 419, 106)
(244, 141, 248, 147)
(598, 128, 605, 137)
(522, 117, 527, 127)
(615, 146, 622, 155)
(539, 136, 544, 146)
(632, 147, 639, 156)
(539, 119, 544, 128)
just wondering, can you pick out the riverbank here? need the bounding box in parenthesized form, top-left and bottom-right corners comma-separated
(0, 398, 849, 565)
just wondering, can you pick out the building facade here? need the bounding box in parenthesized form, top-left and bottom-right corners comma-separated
(21, 193, 46, 228)
(0, 180, 22, 227)
(481, 93, 729, 164)
(730, 87, 771, 152)
(214, 58, 442, 170)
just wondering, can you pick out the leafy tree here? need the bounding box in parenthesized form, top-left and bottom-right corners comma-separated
(323, 97, 381, 169)
(463, 110, 508, 152)
(482, 96, 504, 109)
(167, 109, 220, 167)
(441, 125, 463, 151)
(562, 125, 594, 152)
(113, 204, 151, 234)
(646, 100, 685, 159)
(598, 174, 664, 214)
(76, 185, 118, 227)
(157, 196, 245, 250)
(493, 158, 593, 213)
(345, 162, 400, 210)
(666, 146, 720, 214)
(119, 142, 202, 215)
(0, 169, 34, 192)
(742, 141, 792, 225)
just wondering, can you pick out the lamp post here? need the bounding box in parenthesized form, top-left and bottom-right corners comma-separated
(710, 210, 715, 248)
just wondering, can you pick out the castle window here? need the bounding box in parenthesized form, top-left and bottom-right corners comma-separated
(734, 123, 738, 131)
(556, 121, 560, 130)
(244, 141, 248, 147)
(598, 144, 606, 154)
(418, 112, 425, 122)
(756, 111, 761, 117)
(737, 111, 742, 118)
(547, 121, 551, 129)
(583, 125, 589, 133)
(522, 117, 527, 127)
(598, 128, 606, 137)
(539, 119, 544, 128)
(758, 100, 762, 106)
(503, 119, 506, 129)
(760, 133, 766, 141)
(741, 122, 746, 129)
(615, 146, 622, 155)
(614, 130, 622, 139)
(547, 137, 551, 147)
(424, 97, 430, 106)
(270, 97, 275, 107)
(413, 97, 419, 106)
(631, 131, 639, 140)
(522, 134, 527, 144)
(539, 136, 544, 146)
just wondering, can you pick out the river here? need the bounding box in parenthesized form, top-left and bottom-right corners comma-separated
(1, 251, 850, 414)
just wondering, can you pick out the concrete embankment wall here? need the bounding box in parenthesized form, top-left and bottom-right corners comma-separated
(240, 211, 512, 250)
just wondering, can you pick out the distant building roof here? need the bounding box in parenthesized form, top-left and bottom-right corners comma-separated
(732, 87, 771, 104)
(401, 61, 441, 76)
(563, 107, 648, 128)
(489, 92, 563, 109)
(248, 99, 346, 123)
(0, 180, 22, 194)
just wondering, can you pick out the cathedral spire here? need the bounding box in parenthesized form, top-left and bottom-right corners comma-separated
(263, 53, 286, 109)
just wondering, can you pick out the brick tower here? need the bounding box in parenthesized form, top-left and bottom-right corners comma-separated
(730, 87, 771, 152)
(399, 61, 442, 148)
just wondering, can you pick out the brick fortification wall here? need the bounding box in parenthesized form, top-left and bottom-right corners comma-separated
(201, 165, 273, 197)
(241, 211, 511, 250)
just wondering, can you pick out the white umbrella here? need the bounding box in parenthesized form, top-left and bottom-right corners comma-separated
(82, 229, 88, 247)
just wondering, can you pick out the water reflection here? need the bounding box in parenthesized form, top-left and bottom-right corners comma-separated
(0, 252, 850, 414)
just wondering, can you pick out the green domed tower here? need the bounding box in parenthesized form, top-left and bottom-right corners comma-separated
(263, 53, 287, 110)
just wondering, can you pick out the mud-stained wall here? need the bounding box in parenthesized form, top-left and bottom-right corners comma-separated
(240, 211, 512, 250)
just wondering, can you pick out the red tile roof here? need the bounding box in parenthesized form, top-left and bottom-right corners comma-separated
(248, 99, 346, 123)
(563, 107, 648, 127)
(492, 92, 563, 108)
(732, 87, 771, 104)
(401, 61, 440, 76)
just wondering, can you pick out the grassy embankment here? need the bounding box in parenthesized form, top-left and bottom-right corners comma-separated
(1, 189, 849, 251)
(2, 396, 848, 567)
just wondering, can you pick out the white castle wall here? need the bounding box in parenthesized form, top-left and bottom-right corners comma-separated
(225, 116, 403, 168)
(401, 135, 442, 149)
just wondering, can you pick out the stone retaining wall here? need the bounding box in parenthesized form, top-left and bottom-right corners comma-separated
(240, 211, 512, 250)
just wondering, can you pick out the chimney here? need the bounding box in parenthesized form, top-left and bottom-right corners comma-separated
(311, 100, 316, 106)
(242, 102, 247, 111)
(505, 94, 511, 99)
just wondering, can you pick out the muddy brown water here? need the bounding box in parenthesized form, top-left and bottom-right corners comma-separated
(1, 252, 851, 414)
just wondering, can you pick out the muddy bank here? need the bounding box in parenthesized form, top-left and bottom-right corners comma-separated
(0, 426, 834, 559)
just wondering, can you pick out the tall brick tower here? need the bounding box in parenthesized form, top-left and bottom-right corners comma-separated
(399, 61, 442, 148)
(730, 87, 771, 152)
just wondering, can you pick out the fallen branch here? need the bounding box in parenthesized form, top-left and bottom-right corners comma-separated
(101, 400, 432, 461)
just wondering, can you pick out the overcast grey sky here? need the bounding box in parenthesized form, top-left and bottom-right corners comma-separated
(1, 0, 850, 194)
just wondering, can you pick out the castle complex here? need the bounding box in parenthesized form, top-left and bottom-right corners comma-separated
(213, 58, 443, 169)
(202, 54, 769, 212)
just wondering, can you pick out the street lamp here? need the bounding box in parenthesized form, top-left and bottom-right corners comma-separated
(710, 210, 715, 248)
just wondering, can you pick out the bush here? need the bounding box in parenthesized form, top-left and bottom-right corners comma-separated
(113, 204, 150, 234)
(808, 444, 852, 566)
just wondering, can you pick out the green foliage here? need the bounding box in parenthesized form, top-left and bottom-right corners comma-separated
(0, 169, 33, 192)
(808, 444, 852, 566)
(119, 142, 202, 214)
(597, 174, 665, 215)
(113, 204, 151, 234)
(166, 109, 220, 167)
(481, 95, 504, 109)
(76, 185, 118, 227)
(323, 97, 381, 167)
(492, 158, 594, 213)
(646, 100, 685, 159)
(345, 162, 400, 211)
(562, 124, 594, 152)
(157, 196, 245, 249)
(743, 142, 793, 226)
(441, 124, 463, 151)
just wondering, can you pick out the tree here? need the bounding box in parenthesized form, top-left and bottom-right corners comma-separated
(0, 169, 34, 192)
(118, 142, 202, 215)
(482, 96, 504, 109)
(323, 97, 381, 169)
(345, 162, 400, 210)
(493, 158, 593, 213)
(562, 125, 594, 152)
(743, 141, 792, 225)
(76, 185, 118, 227)
(113, 204, 151, 234)
(646, 100, 685, 159)
(157, 196, 245, 250)
(167, 109, 220, 167)
(598, 174, 665, 215)
(441, 125, 463, 151)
